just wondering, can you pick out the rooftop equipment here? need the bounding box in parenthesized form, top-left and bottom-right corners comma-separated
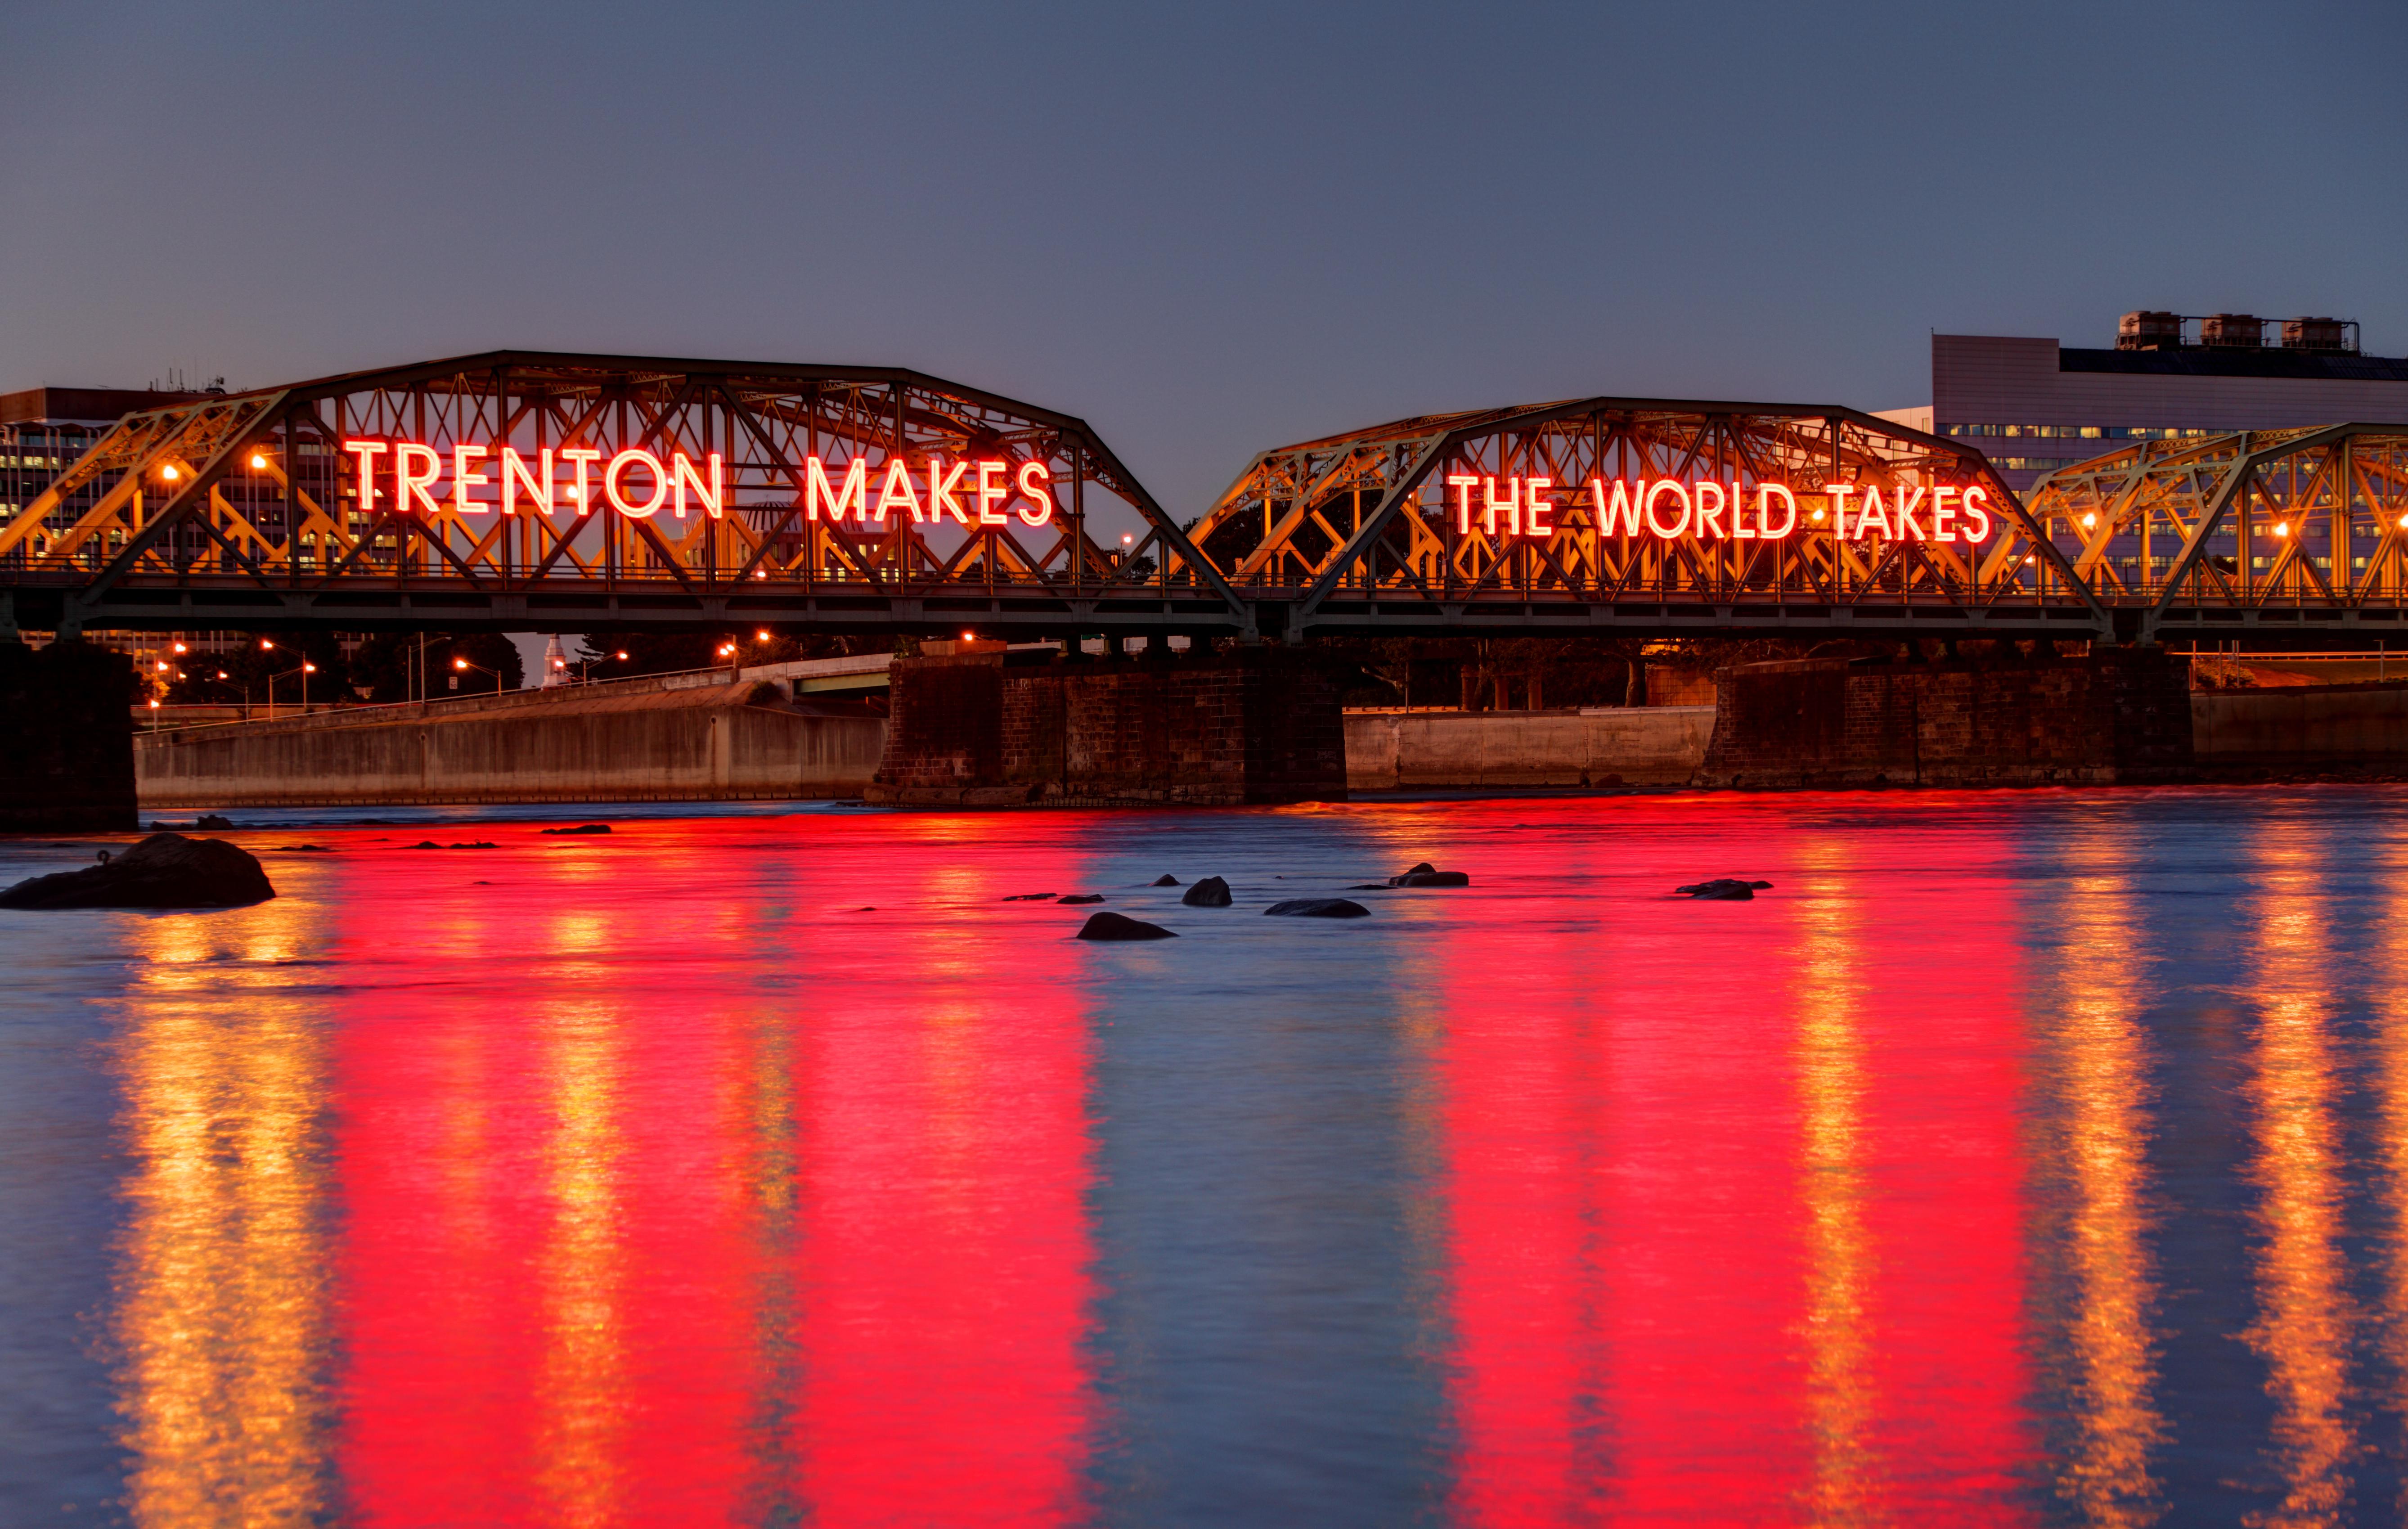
(2117, 310, 2183, 350)
(2280, 317, 2357, 353)
(2197, 314, 2265, 348)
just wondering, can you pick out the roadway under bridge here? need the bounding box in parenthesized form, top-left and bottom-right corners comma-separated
(4, 350, 2406, 645)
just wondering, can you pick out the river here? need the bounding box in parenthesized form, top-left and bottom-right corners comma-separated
(6, 787, 2408, 1525)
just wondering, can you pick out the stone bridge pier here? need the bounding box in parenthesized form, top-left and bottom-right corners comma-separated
(866, 644, 1348, 807)
(1, 642, 138, 832)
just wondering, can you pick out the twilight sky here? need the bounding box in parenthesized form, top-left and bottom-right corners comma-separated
(4, 0, 2402, 516)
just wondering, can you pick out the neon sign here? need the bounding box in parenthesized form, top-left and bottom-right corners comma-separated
(1442, 476, 1992, 544)
(340, 439, 1055, 527)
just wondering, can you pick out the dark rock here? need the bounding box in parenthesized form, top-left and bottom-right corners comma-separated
(1675, 878, 1770, 900)
(1399, 862, 1435, 876)
(1388, 870, 1470, 887)
(0, 832, 275, 910)
(194, 814, 234, 830)
(1076, 911, 1177, 941)
(1265, 898, 1370, 918)
(1181, 876, 1232, 907)
(1058, 894, 1106, 905)
(448, 842, 498, 850)
(272, 844, 333, 853)
(411, 841, 441, 849)
(541, 823, 613, 836)
(1347, 883, 1390, 890)
(1002, 892, 1056, 901)
(1151, 875, 1180, 886)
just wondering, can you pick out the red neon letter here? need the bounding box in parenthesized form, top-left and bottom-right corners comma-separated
(1757, 483, 1797, 539)
(1448, 474, 1481, 535)
(394, 443, 443, 517)
(1896, 485, 1929, 540)
(342, 440, 387, 513)
(1855, 486, 1893, 540)
(1015, 460, 1054, 526)
(671, 452, 724, 520)
(500, 447, 553, 516)
(559, 447, 602, 515)
(1524, 476, 1554, 537)
(1644, 479, 1691, 539)
(1693, 480, 1728, 539)
(805, 456, 869, 523)
(452, 444, 491, 516)
(1594, 478, 1644, 537)
(926, 456, 970, 526)
(1961, 486, 1992, 542)
(1827, 484, 1855, 537)
(1931, 486, 1958, 542)
(1482, 477, 1520, 537)
(977, 460, 1010, 524)
(874, 458, 921, 524)
(606, 449, 668, 519)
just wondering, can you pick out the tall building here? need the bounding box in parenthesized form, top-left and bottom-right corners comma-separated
(1879, 315, 2408, 493)
(2, 382, 213, 537)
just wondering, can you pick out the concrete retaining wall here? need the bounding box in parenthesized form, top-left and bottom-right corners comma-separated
(1345, 708, 1713, 789)
(2193, 681, 2408, 762)
(136, 681, 884, 807)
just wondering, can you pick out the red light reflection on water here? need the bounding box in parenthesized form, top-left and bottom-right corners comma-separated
(323, 817, 1100, 1526)
(1410, 797, 2035, 1525)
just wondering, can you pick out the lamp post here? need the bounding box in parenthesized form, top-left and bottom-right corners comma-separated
(265, 662, 316, 720)
(450, 657, 502, 693)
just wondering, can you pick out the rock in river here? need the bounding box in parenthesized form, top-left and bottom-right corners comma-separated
(1265, 898, 1370, 918)
(1058, 894, 1106, 905)
(542, 823, 613, 836)
(1077, 911, 1177, 941)
(1151, 874, 1180, 886)
(0, 833, 275, 910)
(1388, 868, 1470, 887)
(1675, 878, 1773, 900)
(1181, 877, 1232, 907)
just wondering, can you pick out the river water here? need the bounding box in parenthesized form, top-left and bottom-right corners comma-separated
(8, 787, 2408, 1525)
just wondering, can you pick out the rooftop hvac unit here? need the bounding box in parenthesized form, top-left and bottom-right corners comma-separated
(2280, 317, 2355, 352)
(2117, 310, 2183, 349)
(2198, 313, 2264, 348)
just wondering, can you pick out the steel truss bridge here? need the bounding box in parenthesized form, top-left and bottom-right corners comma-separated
(2, 351, 2404, 646)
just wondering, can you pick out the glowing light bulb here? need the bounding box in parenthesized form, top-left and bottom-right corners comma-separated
(2274, 522, 2290, 539)
(2397, 513, 2408, 531)
(260, 639, 274, 650)
(2081, 513, 2097, 529)
(454, 658, 468, 670)
(1810, 508, 1826, 522)
(615, 651, 629, 661)
(756, 629, 771, 641)
(161, 464, 180, 482)
(171, 642, 186, 653)
(154, 661, 168, 672)
(249, 454, 266, 469)
(302, 662, 315, 673)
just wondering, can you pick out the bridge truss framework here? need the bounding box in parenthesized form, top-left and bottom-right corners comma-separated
(2, 351, 2405, 646)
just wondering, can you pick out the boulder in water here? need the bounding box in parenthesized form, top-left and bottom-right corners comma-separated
(1151, 874, 1180, 886)
(1077, 911, 1177, 941)
(542, 823, 612, 836)
(1675, 878, 1773, 900)
(1388, 869, 1470, 887)
(194, 814, 235, 830)
(1058, 894, 1106, 905)
(1002, 892, 1057, 901)
(0, 833, 275, 910)
(1265, 898, 1370, 919)
(1182, 877, 1232, 907)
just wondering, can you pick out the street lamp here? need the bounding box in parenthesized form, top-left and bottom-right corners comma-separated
(450, 656, 503, 693)
(265, 661, 316, 720)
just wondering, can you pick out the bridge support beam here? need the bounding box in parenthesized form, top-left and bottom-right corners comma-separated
(867, 647, 1347, 807)
(1696, 648, 2193, 789)
(1, 641, 139, 832)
